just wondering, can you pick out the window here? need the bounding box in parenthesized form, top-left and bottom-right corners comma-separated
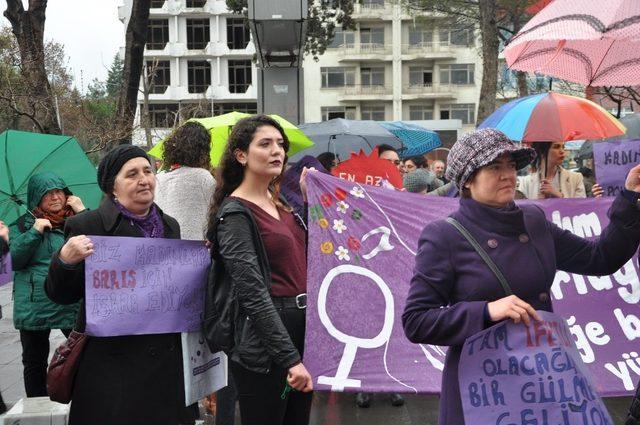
(147, 19, 169, 50)
(439, 28, 473, 46)
(328, 29, 355, 48)
(214, 103, 257, 115)
(409, 66, 433, 86)
(148, 104, 178, 128)
(186, 0, 206, 7)
(186, 19, 210, 50)
(361, 105, 386, 121)
(228, 60, 252, 93)
(321, 106, 356, 121)
(408, 26, 433, 46)
(409, 105, 433, 120)
(187, 60, 211, 93)
(440, 64, 474, 85)
(150, 0, 165, 8)
(321, 67, 355, 88)
(227, 18, 250, 49)
(181, 102, 212, 120)
(360, 27, 384, 45)
(361, 67, 384, 87)
(362, 0, 385, 7)
(146, 60, 170, 94)
(440, 103, 475, 124)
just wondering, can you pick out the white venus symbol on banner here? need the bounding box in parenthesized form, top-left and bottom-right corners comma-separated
(317, 265, 395, 391)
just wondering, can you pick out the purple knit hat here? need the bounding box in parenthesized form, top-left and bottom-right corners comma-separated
(445, 128, 535, 189)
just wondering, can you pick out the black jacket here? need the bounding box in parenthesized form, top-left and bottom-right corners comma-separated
(45, 198, 198, 425)
(210, 197, 304, 373)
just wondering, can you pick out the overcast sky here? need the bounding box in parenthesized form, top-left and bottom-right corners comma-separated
(40, 0, 124, 92)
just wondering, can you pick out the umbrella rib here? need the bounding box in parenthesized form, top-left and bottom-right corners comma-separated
(3, 131, 17, 197)
(589, 38, 616, 86)
(12, 137, 74, 195)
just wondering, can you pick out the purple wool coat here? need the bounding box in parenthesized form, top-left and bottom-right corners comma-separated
(402, 194, 640, 425)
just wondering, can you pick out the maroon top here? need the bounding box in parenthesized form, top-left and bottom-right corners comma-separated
(234, 198, 307, 297)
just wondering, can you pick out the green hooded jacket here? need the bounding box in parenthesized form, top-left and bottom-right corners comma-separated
(9, 172, 80, 330)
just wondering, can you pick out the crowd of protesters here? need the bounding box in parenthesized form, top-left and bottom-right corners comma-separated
(1, 114, 639, 425)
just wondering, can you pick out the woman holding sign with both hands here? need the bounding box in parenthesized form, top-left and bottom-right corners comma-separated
(45, 145, 198, 425)
(402, 129, 640, 425)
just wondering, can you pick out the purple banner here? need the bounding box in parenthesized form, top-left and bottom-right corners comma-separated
(0, 253, 11, 286)
(85, 236, 210, 337)
(593, 140, 640, 197)
(305, 172, 640, 396)
(459, 310, 613, 424)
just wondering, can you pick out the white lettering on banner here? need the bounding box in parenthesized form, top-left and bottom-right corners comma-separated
(317, 265, 394, 391)
(614, 260, 640, 304)
(614, 308, 640, 341)
(604, 351, 640, 391)
(360, 227, 394, 260)
(551, 210, 602, 237)
(338, 172, 356, 182)
(566, 316, 610, 364)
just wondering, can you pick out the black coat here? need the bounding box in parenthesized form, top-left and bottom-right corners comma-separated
(45, 198, 198, 425)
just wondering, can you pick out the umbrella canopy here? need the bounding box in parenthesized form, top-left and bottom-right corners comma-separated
(504, 0, 640, 87)
(379, 121, 442, 158)
(288, 118, 404, 163)
(148, 112, 314, 166)
(0, 130, 102, 224)
(478, 92, 625, 142)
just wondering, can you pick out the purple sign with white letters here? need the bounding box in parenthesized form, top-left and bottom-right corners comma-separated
(85, 236, 210, 337)
(0, 253, 11, 286)
(594, 139, 640, 197)
(459, 311, 613, 425)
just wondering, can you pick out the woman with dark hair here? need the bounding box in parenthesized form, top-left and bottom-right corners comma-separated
(45, 145, 198, 425)
(206, 114, 313, 425)
(316, 152, 338, 173)
(156, 121, 215, 240)
(403, 155, 427, 173)
(518, 142, 586, 199)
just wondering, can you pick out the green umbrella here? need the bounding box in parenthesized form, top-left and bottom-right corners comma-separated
(0, 130, 103, 224)
(148, 112, 314, 166)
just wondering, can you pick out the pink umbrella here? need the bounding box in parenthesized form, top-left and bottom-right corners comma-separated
(504, 0, 640, 88)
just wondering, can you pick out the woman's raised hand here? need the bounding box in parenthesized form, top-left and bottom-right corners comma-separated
(299, 167, 317, 203)
(59, 235, 94, 265)
(66, 196, 86, 213)
(287, 362, 313, 393)
(624, 164, 640, 193)
(487, 295, 541, 327)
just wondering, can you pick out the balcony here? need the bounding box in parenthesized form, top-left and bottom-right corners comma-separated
(402, 83, 456, 100)
(401, 43, 459, 60)
(338, 84, 392, 101)
(353, 2, 393, 19)
(337, 44, 392, 62)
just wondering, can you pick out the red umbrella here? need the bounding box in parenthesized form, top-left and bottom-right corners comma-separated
(505, 0, 640, 92)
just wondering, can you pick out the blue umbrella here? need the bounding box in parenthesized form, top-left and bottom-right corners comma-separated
(379, 121, 442, 158)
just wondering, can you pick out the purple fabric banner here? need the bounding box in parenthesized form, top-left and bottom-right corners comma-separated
(85, 236, 210, 337)
(305, 172, 640, 396)
(459, 310, 613, 424)
(0, 253, 11, 286)
(593, 140, 640, 197)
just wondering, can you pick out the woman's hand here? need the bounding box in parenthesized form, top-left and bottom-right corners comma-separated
(624, 164, 640, 192)
(539, 179, 562, 198)
(0, 220, 8, 243)
(33, 218, 52, 234)
(287, 363, 313, 393)
(591, 183, 604, 198)
(487, 295, 541, 326)
(66, 196, 86, 213)
(59, 235, 94, 265)
(299, 167, 317, 203)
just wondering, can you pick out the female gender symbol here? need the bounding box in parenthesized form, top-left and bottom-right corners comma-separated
(316, 265, 394, 391)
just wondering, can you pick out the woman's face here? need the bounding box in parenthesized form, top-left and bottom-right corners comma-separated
(236, 125, 286, 179)
(404, 159, 417, 173)
(39, 189, 66, 213)
(546, 142, 566, 168)
(112, 157, 156, 214)
(465, 153, 517, 208)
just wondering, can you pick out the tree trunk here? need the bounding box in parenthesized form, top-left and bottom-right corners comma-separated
(4, 0, 61, 134)
(114, 0, 150, 144)
(476, 0, 500, 125)
(516, 71, 528, 97)
(140, 64, 153, 150)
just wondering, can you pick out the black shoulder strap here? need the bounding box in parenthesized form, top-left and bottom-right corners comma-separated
(446, 217, 513, 296)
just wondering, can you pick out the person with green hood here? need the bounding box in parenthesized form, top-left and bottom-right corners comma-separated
(8, 171, 85, 397)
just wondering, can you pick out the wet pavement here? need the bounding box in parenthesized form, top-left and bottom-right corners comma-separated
(0, 283, 633, 424)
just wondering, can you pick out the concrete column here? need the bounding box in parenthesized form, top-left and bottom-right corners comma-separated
(392, 3, 402, 120)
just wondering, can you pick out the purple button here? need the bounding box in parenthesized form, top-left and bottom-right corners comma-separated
(519, 234, 530, 243)
(487, 239, 498, 249)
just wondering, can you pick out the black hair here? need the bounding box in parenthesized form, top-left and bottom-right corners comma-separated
(316, 152, 337, 171)
(162, 122, 211, 169)
(377, 144, 398, 156)
(404, 156, 427, 168)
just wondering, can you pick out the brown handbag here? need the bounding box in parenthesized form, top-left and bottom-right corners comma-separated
(46, 330, 88, 404)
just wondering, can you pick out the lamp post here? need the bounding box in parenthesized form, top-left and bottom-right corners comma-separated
(248, 0, 307, 124)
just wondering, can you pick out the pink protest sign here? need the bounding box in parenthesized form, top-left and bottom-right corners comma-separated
(85, 236, 210, 337)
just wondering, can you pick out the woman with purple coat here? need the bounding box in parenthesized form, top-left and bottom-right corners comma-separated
(402, 129, 640, 424)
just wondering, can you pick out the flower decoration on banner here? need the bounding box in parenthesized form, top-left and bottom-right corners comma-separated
(334, 246, 350, 261)
(335, 188, 348, 201)
(320, 194, 334, 208)
(351, 209, 363, 221)
(320, 241, 334, 254)
(309, 205, 325, 222)
(332, 219, 347, 234)
(336, 201, 350, 214)
(318, 218, 329, 229)
(350, 186, 365, 199)
(347, 236, 361, 252)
